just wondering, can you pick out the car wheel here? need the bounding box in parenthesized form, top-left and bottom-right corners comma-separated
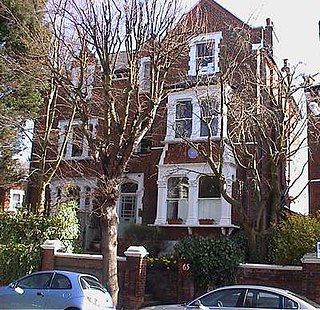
(65, 308, 80, 310)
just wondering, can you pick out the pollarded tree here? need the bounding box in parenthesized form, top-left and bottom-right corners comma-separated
(32, 0, 202, 304)
(171, 17, 308, 261)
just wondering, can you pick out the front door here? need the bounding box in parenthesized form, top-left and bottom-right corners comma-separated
(118, 182, 138, 236)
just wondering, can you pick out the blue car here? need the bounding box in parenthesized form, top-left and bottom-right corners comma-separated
(0, 270, 115, 309)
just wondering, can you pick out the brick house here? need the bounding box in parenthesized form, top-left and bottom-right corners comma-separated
(305, 83, 320, 214)
(26, 0, 291, 251)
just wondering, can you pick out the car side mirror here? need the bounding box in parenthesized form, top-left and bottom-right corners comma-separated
(193, 300, 202, 308)
(14, 287, 24, 295)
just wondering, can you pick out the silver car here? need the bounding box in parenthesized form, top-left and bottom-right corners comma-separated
(0, 270, 115, 309)
(141, 285, 320, 309)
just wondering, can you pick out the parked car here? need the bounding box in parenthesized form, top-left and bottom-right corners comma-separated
(140, 285, 320, 309)
(0, 270, 115, 309)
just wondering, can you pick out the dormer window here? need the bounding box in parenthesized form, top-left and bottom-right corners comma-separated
(188, 32, 222, 76)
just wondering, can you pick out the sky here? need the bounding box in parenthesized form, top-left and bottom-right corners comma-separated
(186, 0, 320, 79)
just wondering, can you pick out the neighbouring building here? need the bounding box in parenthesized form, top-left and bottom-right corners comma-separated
(305, 82, 320, 214)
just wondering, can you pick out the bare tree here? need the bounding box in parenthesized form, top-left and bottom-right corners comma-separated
(33, 0, 201, 304)
(174, 21, 309, 260)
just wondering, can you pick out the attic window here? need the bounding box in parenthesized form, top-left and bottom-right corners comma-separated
(188, 32, 222, 76)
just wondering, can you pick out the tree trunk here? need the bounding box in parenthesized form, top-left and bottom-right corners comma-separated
(97, 177, 121, 306)
(246, 226, 258, 261)
(37, 180, 47, 215)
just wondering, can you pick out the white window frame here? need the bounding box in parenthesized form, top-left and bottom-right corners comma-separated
(188, 32, 222, 76)
(117, 173, 144, 225)
(167, 176, 189, 221)
(138, 57, 151, 93)
(58, 118, 98, 160)
(165, 86, 221, 142)
(8, 189, 25, 211)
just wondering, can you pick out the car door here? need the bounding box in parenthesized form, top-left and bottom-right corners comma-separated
(1, 272, 53, 309)
(186, 288, 246, 309)
(44, 273, 74, 309)
(242, 289, 295, 310)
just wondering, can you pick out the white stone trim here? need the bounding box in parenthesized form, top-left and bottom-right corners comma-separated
(117, 173, 145, 224)
(155, 161, 235, 226)
(165, 85, 221, 142)
(58, 118, 98, 160)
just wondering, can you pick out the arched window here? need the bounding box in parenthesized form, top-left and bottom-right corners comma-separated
(66, 185, 81, 206)
(119, 182, 138, 222)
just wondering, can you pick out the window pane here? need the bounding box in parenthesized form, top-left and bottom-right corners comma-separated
(245, 289, 282, 309)
(71, 125, 84, 157)
(120, 196, 136, 218)
(66, 186, 81, 205)
(196, 41, 214, 57)
(200, 99, 219, 137)
(121, 182, 138, 193)
(175, 119, 192, 138)
(283, 297, 298, 309)
(18, 273, 52, 289)
(195, 288, 243, 307)
(167, 200, 178, 219)
(176, 100, 192, 119)
(199, 176, 220, 198)
(51, 274, 72, 289)
(12, 194, 22, 208)
(84, 186, 91, 208)
(200, 116, 219, 137)
(175, 100, 192, 138)
(167, 177, 188, 198)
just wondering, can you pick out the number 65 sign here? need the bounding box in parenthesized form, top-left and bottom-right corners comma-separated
(178, 259, 191, 276)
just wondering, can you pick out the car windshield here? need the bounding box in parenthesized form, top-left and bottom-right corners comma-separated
(80, 276, 108, 294)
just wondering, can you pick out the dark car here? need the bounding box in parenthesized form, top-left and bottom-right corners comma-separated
(140, 285, 320, 309)
(0, 270, 115, 309)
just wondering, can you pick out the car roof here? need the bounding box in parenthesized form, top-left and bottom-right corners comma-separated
(200, 284, 298, 298)
(25, 270, 98, 279)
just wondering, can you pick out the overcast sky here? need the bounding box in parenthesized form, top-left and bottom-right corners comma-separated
(186, 0, 320, 79)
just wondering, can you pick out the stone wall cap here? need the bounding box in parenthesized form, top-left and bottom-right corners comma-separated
(239, 263, 302, 271)
(301, 252, 320, 264)
(124, 246, 149, 258)
(41, 240, 63, 251)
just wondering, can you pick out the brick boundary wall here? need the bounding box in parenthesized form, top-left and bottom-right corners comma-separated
(41, 241, 320, 307)
(40, 240, 148, 310)
(236, 254, 320, 304)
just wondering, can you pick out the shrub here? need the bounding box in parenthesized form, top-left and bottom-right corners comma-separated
(120, 224, 164, 256)
(271, 212, 320, 265)
(0, 201, 80, 284)
(174, 234, 245, 292)
(146, 255, 178, 271)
